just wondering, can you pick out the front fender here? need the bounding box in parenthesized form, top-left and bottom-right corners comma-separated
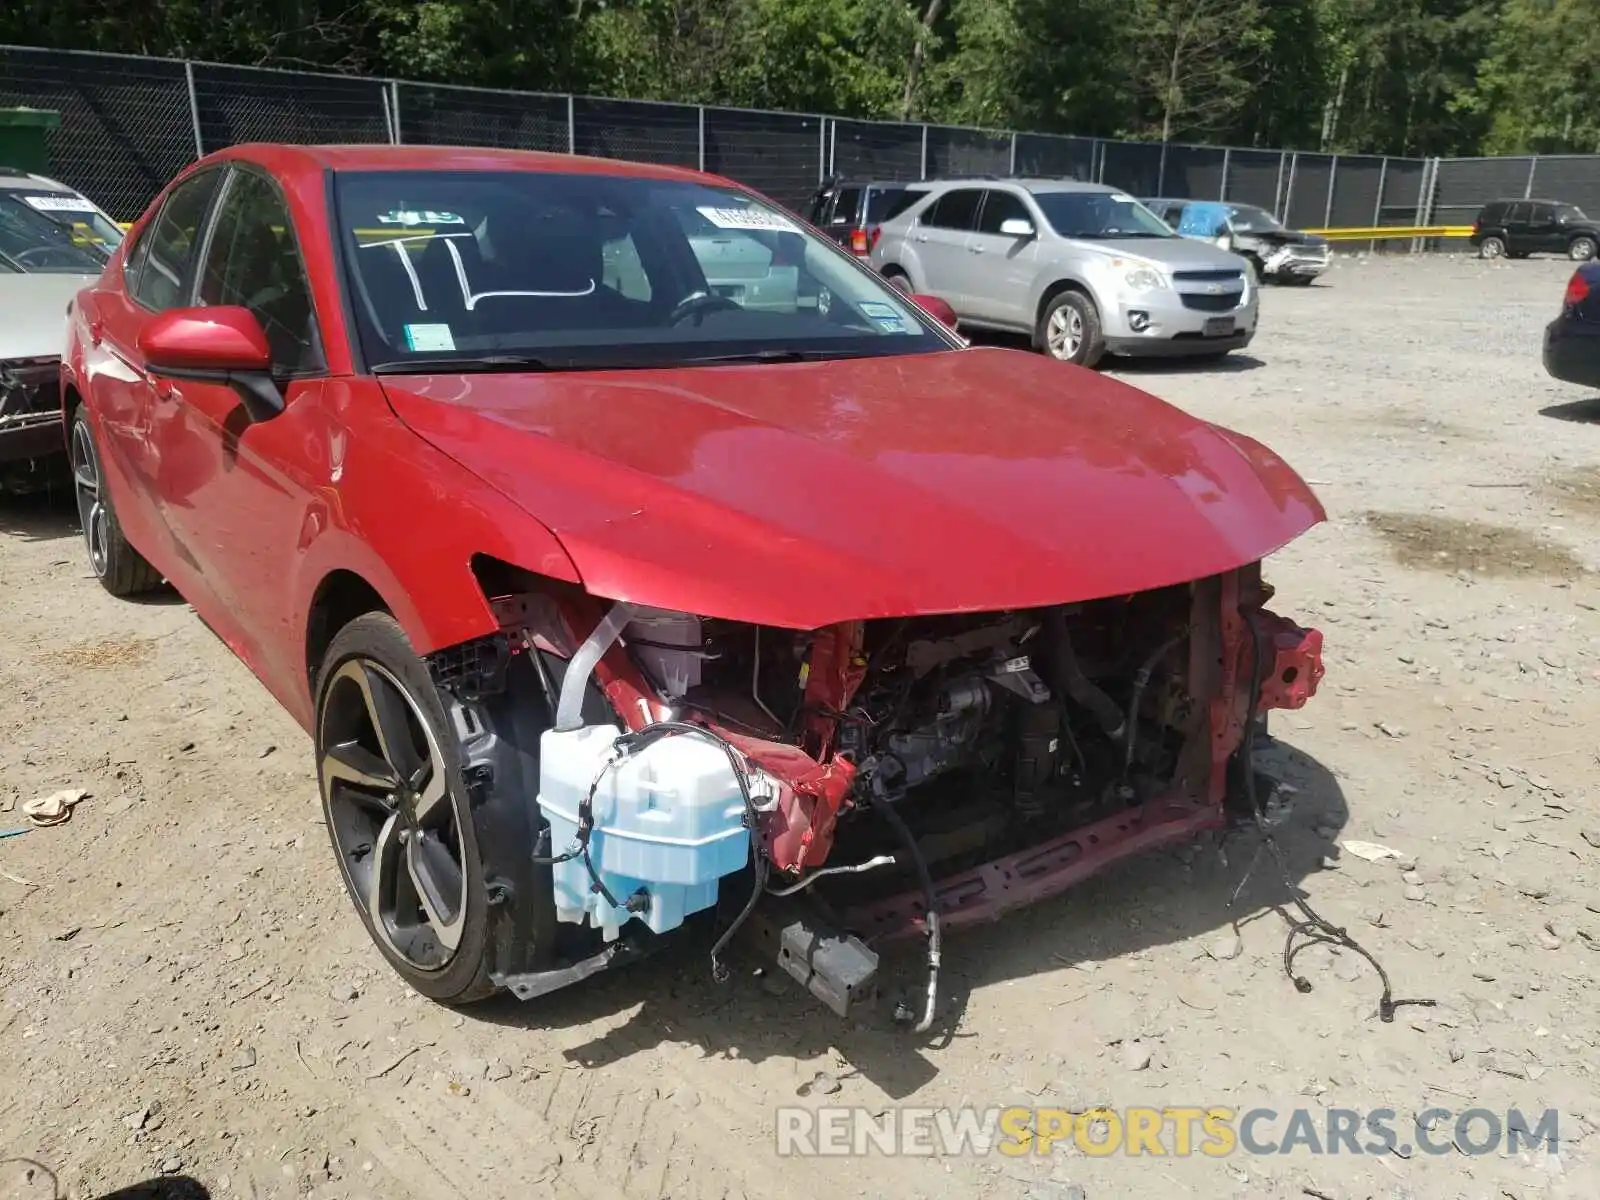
(283, 380, 582, 727)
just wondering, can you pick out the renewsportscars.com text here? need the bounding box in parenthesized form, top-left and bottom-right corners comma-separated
(774, 1105, 1560, 1158)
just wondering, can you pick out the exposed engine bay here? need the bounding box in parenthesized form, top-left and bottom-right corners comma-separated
(0, 356, 65, 493)
(444, 565, 1325, 1022)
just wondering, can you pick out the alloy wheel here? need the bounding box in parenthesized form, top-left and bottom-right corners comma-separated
(1047, 306, 1084, 361)
(70, 419, 108, 578)
(1571, 238, 1597, 262)
(319, 658, 467, 971)
(1480, 238, 1505, 259)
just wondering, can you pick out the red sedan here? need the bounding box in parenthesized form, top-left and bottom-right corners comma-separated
(62, 144, 1325, 1021)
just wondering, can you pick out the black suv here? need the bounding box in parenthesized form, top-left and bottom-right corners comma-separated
(1470, 198, 1600, 262)
(807, 178, 931, 257)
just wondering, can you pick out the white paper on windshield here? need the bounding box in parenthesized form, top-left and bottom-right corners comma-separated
(22, 194, 99, 214)
(378, 209, 467, 227)
(695, 206, 799, 233)
(858, 299, 913, 334)
(403, 323, 456, 352)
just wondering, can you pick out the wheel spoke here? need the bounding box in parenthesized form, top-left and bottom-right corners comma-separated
(407, 833, 464, 952)
(323, 739, 401, 798)
(367, 811, 402, 921)
(411, 753, 450, 828)
(353, 663, 423, 781)
(73, 464, 97, 494)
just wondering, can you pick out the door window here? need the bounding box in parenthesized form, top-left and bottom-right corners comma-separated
(828, 187, 862, 226)
(920, 189, 984, 231)
(1506, 202, 1530, 225)
(976, 190, 1033, 234)
(197, 169, 323, 374)
(130, 170, 223, 312)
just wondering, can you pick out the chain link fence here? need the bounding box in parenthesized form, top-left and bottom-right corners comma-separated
(7, 43, 1600, 240)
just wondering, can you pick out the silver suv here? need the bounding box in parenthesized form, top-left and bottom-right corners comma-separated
(869, 179, 1258, 367)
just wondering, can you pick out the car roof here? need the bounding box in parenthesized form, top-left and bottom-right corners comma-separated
(206, 143, 726, 186)
(0, 168, 78, 194)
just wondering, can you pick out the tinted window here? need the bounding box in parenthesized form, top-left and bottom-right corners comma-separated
(197, 169, 322, 374)
(867, 186, 924, 223)
(921, 189, 984, 231)
(131, 170, 222, 311)
(1556, 203, 1588, 222)
(975, 190, 1032, 234)
(828, 188, 862, 225)
(1506, 202, 1530, 224)
(332, 169, 948, 371)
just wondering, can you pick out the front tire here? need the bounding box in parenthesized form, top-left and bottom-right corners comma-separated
(69, 407, 162, 597)
(1036, 290, 1105, 367)
(315, 612, 499, 1005)
(1569, 235, 1597, 262)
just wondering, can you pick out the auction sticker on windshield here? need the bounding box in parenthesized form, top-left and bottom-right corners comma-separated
(858, 300, 914, 334)
(696, 206, 799, 233)
(21, 194, 99, 213)
(378, 210, 466, 227)
(403, 323, 456, 352)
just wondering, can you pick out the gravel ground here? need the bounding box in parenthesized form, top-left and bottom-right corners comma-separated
(2, 252, 1599, 1200)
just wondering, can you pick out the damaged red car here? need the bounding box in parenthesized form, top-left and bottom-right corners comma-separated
(62, 145, 1325, 1022)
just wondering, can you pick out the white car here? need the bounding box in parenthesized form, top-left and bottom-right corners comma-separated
(0, 168, 123, 491)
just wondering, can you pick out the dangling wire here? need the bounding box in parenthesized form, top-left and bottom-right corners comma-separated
(1234, 608, 1434, 1025)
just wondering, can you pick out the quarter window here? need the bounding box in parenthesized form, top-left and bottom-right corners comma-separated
(130, 170, 222, 312)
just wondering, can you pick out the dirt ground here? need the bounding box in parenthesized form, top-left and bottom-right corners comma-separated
(3, 252, 1599, 1200)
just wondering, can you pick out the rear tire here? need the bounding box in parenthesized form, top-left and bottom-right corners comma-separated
(1478, 236, 1506, 259)
(1036, 290, 1105, 368)
(314, 612, 500, 1005)
(69, 406, 162, 597)
(1569, 235, 1597, 262)
(881, 266, 914, 295)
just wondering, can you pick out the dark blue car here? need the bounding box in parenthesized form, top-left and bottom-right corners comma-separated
(1544, 262, 1600, 388)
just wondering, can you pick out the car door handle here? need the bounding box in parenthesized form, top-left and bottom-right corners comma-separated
(913, 233, 929, 243)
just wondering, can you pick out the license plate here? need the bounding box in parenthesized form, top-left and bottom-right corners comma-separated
(1203, 317, 1235, 337)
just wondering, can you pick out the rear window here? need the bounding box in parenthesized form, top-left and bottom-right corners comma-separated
(827, 187, 862, 226)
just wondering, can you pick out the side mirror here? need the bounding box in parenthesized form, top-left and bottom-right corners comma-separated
(999, 218, 1036, 238)
(909, 293, 959, 330)
(138, 305, 284, 422)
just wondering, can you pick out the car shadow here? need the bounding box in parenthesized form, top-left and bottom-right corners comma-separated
(1539, 396, 1600, 423)
(960, 328, 1265, 374)
(472, 734, 1360, 1098)
(1, 1158, 211, 1199)
(0, 489, 184, 605)
(0, 484, 79, 543)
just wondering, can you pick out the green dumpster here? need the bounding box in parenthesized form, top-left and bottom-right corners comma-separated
(0, 108, 62, 174)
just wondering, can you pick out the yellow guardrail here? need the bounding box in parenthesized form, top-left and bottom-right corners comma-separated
(1306, 225, 1474, 240)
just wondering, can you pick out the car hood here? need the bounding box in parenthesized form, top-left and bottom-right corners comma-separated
(380, 347, 1324, 629)
(1083, 236, 1251, 272)
(1236, 228, 1328, 249)
(0, 273, 94, 361)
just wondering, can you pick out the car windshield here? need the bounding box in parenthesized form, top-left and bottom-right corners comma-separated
(332, 169, 949, 371)
(1028, 191, 1174, 240)
(0, 191, 112, 273)
(1225, 204, 1285, 233)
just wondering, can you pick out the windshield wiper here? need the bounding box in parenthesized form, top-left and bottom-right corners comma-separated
(677, 348, 872, 366)
(369, 354, 556, 375)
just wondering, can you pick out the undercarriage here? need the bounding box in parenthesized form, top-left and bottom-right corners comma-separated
(417, 565, 1324, 1020)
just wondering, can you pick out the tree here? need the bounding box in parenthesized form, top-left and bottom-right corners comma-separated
(1469, 0, 1600, 154)
(1123, 0, 1267, 143)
